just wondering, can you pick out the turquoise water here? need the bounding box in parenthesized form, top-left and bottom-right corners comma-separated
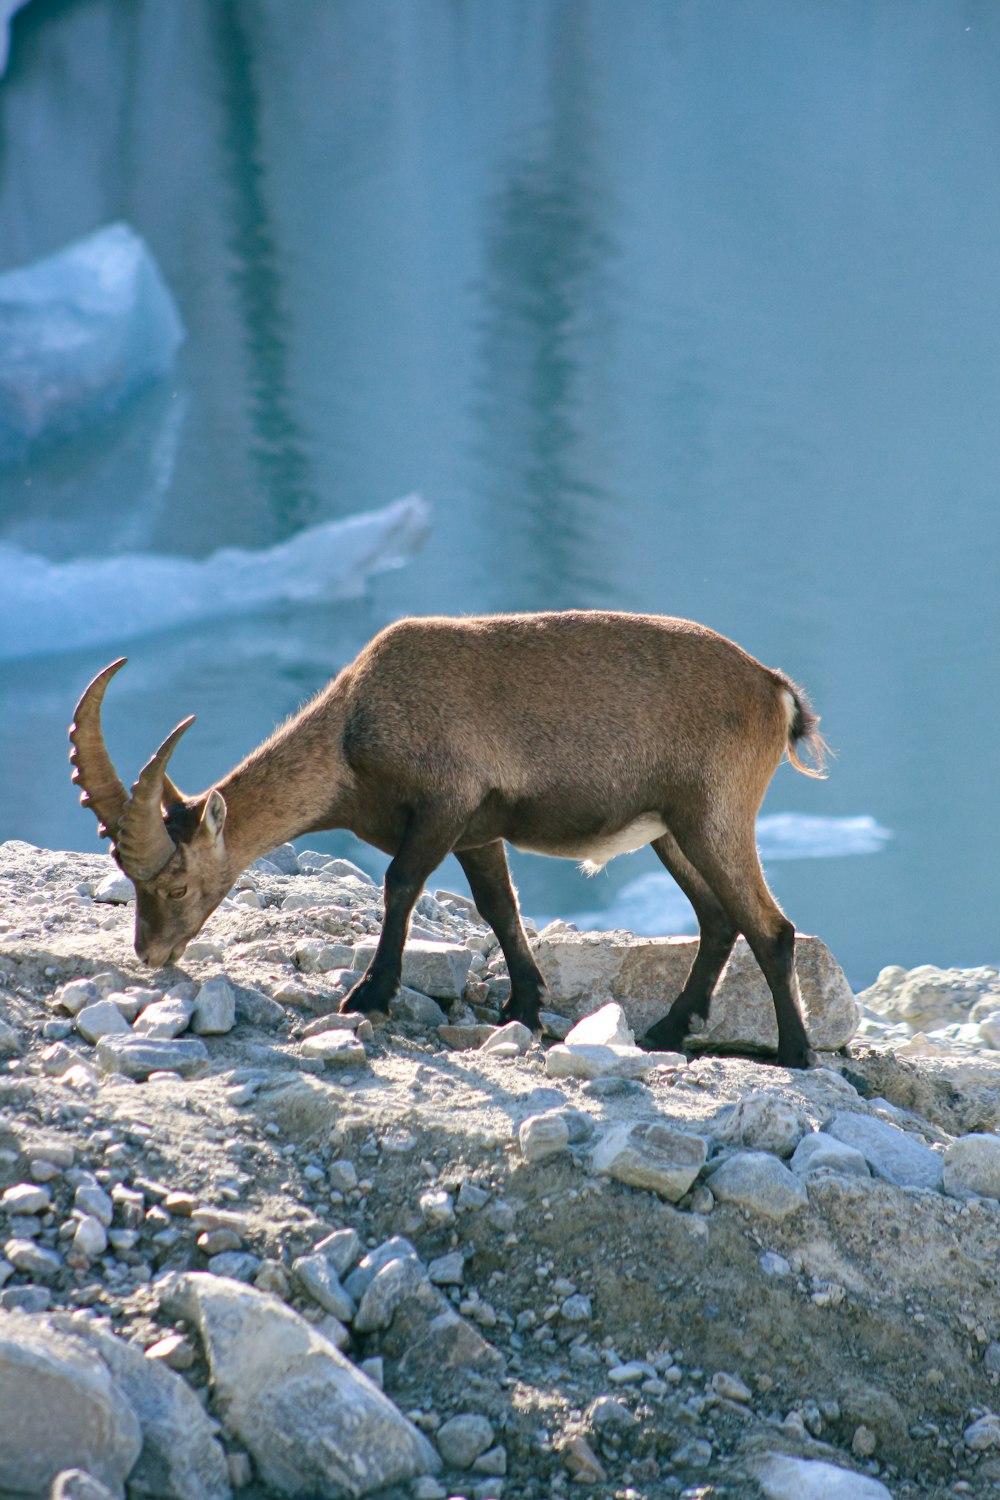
(1, 0, 998, 987)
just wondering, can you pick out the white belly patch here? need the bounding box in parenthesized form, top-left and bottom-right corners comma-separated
(513, 812, 668, 875)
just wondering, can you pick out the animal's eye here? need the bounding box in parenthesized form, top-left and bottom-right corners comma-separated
(167, 886, 188, 900)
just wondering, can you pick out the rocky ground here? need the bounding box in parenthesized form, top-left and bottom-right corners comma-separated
(3, 840, 1000, 1500)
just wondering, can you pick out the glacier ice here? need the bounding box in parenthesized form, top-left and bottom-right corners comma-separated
(0, 0, 30, 78)
(0, 222, 184, 463)
(0, 492, 429, 660)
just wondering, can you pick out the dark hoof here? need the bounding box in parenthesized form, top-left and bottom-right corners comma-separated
(776, 1046, 817, 1071)
(338, 980, 393, 1018)
(638, 1018, 687, 1054)
(500, 998, 542, 1031)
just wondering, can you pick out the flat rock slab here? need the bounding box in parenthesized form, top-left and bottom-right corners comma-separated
(544, 1043, 664, 1081)
(591, 1121, 707, 1201)
(352, 939, 473, 1001)
(532, 931, 858, 1051)
(827, 1111, 943, 1191)
(95, 1034, 210, 1080)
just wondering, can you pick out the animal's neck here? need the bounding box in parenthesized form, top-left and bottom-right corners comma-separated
(214, 688, 348, 870)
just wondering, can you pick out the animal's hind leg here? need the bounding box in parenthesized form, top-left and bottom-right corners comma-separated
(639, 828, 737, 1054)
(456, 841, 547, 1028)
(667, 817, 813, 1069)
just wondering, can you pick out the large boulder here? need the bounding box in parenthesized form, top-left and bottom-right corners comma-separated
(531, 931, 857, 1051)
(56, 1317, 231, 1500)
(0, 1312, 142, 1498)
(159, 1273, 440, 1497)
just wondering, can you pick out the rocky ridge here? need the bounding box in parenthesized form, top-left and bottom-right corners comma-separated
(2, 838, 1000, 1499)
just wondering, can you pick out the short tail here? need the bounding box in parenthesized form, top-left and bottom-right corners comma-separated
(777, 675, 829, 779)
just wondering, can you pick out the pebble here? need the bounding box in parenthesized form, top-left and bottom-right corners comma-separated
(436, 1412, 495, 1469)
(518, 1112, 570, 1163)
(3, 1237, 63, 1279)
(93, 872, 134, 904)
(75, 1183, 114, 1226)
(54, 979, 100, 1016)
(75, 999, 132, 1043)
(480, 1021, 534, 1056)
(314, 1227, 361, 1277)
(72, 1214, 108, 1258)
(428, 1250, 464, 1285)
(292, 1252, 355, 1320)
(419, 1190, 456, 1228)
(1, 1183, 51, 1216)
(300, 1031, 367, 1067)
(711, 1371, 751, 1402)
(191, 977, 237, 1035)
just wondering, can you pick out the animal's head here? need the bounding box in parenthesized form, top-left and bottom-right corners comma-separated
(69, 659, 233, 967)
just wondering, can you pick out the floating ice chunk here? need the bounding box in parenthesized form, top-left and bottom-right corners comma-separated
(566, 814, 892, 935)
(0, 0, 30, 78)
(0, 492, 429, 660)
(0, 222, 184, 463)
(756, 813, 892, 860)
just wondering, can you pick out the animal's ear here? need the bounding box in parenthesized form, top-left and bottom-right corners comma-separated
(199, 789, 227, 845)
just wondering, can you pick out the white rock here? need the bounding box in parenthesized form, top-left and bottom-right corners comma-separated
(55, 979, 100, 1016)
(591, 1122, 707, 1201)
(718, 1091, 809, 1158)
(479, 1021, 533, 1056)
(75, 999, 131, 1044)
(160, 1272, 440, 1492)
(300, 1030, 367, 1067)
(72, 1215, 108, 1259)
(564, 1003, 634, 1048)
(1, 1182, 51, 1216)
(352, 938, 474, 1000)
(943, 1133, 1000, 1201)
(545, 1043, 658, 1081)
(190, 978, 236, 1035)
(964, 1413, 1000, 1450)
(74, 1183, 114, 1226)
(93, 873, 135, 904)
(751, 1453, 892, 1499)
(518, 1113, 571, 1163)
(532, 930, 858, 1050)
(133, 995, 195, 1039)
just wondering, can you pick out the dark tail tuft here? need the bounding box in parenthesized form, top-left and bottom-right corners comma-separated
(778, 675, 830, 779)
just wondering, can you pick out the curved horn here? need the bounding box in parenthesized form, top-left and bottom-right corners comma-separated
(68, 658, 130, 840)
(116, 716, 195, 880)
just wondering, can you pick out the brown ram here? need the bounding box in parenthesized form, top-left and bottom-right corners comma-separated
(69, 610, 826, 1066)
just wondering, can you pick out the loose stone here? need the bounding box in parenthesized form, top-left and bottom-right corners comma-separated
(708, 1152, 809, 1220)
(436, 1412, 495, 1469)
(518, 1112, 570, 1163)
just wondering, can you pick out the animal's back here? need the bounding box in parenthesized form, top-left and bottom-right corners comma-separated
(340, 610, 789, 803)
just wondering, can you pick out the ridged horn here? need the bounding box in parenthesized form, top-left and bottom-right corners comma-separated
(116, 716, 195, 881)
(68, 658, 130, 841)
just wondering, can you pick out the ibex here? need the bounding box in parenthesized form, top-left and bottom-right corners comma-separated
(70, 610, 827, 1067)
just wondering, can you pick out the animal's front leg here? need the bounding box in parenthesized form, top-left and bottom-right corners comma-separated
(456, 841, 547, 1029)
(339, 804, 465, 1017)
